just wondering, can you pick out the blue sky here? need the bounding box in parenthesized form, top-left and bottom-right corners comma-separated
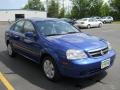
(0, 0, 70, 9)
(0, 0, 108, 9)
(0, 0, 28, 9)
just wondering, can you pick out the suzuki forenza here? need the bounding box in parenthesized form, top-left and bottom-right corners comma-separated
(5, 18, 116, 81)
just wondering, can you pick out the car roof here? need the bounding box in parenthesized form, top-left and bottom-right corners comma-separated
(81, 18, 89, 19)
(81, 18, 92, 20)
(26, 18, 61, 22)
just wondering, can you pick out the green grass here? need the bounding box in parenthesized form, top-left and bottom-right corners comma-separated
(113, 21, 120, 24)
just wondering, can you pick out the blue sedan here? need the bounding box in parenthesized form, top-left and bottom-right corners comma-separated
(5, 18, 116, 81)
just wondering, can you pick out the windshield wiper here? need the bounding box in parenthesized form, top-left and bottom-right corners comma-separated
(46, 34, 65, 36)
(66, 32, 79, 34)
(46, 32, 79, 36)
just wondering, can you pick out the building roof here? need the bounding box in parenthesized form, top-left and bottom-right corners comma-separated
(0, 9, 45, 12)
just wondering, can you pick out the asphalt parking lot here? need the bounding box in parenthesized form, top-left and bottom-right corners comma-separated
(0, 22, 120, 90)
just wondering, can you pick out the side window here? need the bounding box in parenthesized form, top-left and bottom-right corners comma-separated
(24, 21, 35, 33)
(93, 19, 97, 22)
(10, 23, 15, 30)
(13, 21, 24, 32)
(89, 19, 93, 22)
(108, 17, 111, 19)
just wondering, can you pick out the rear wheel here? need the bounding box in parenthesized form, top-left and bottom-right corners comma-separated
(98, 23, 102, 28)
(7, 43, 15, 57)
(103, 21, 106, 24)
(109, 21, 112, 23)
(42, 56, 61, 81)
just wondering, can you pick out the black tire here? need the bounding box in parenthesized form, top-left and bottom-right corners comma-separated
(7, 43, 16, 57)
(98, 23, 102, 28)
(103, 21, 106, 24)
(87, 24, 91, 29)
(42, 56, 61, 81)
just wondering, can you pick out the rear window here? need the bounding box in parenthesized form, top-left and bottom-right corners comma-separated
(81, 18, 88, 21)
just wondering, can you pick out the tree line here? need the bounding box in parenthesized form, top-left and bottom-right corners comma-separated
(23, 0, 120, 20)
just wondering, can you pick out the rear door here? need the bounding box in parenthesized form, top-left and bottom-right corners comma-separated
(10, 20, 25, 52)
(93, 19, 99, 27)
(89, 19, 94, 27)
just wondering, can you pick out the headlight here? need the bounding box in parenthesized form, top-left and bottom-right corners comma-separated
(66, 49, 87, 60)
(107, 41, 112, 50)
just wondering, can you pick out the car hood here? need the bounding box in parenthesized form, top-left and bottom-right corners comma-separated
(46, 33, 107, 51)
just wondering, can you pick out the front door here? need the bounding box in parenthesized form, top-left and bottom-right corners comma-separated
(22, 21, 41, 62)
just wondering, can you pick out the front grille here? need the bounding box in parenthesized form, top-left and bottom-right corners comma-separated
(88, 47, 109, 57)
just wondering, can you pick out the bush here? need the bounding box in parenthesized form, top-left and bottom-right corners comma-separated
(110, 11, 120, 21)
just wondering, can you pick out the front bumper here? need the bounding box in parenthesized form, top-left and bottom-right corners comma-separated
(59, 50, 116, 78)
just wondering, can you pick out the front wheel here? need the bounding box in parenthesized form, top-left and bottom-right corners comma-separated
(42, 56, 61, 81)
(7, 43, 15, 57)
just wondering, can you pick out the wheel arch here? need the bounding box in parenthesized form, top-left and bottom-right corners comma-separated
(40, 48, 60, 64)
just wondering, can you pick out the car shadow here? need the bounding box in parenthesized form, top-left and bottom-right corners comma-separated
(0, 50, 107, 90)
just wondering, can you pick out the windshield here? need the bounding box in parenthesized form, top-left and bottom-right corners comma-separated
(36, 20, 80, 36)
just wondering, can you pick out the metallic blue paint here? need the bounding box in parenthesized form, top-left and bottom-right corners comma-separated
(5, 18, 116, 78)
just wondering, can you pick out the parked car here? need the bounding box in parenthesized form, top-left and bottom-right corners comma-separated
(5, 18, 116, 81)
(75, 18, 103, 29)
(61, 18, 75, 25)
(101, 16, 113, 23)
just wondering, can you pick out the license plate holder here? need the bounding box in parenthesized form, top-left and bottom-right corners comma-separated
(101, 59, 110, 69)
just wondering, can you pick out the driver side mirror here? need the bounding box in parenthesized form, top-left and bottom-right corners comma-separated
(25, 32, 35, 38)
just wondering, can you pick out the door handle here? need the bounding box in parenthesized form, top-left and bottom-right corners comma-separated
(14, 35, 19, 38)
(13, 35, 20, 39)
(24, 38, 34, 44)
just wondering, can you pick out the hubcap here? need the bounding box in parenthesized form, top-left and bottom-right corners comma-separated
(88, 25, 90, 29)
(99, 24, 102, 27)
(43, 60, 55, 79)
(7, 44, 12, 55)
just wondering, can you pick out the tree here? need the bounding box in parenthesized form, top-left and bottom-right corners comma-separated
(59, 7, 65, 18)
(71, 0, 90, 19)
(89, 0, 103, 16)
(71, 5, 79, 19)
(64, 12, 71, 18)
(48, 0, 59, 18)
(110, 0, 120, 20)
(70, 0, 105, 19)
(23, 0, 45, 11)
(111, 0, 120, 13)
(100, 3, 110, 16)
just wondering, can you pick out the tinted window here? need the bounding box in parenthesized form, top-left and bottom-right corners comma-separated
(24, 21, 35, 33)
(10, 23, 15, 30)
(89, 19, 93, 22)
(102, 17, 106, 19)
(93, 19, 97, 22)
(13, 20, 24, 32)
(81, 18, 88, 21)
(108, 17, 112, 19)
